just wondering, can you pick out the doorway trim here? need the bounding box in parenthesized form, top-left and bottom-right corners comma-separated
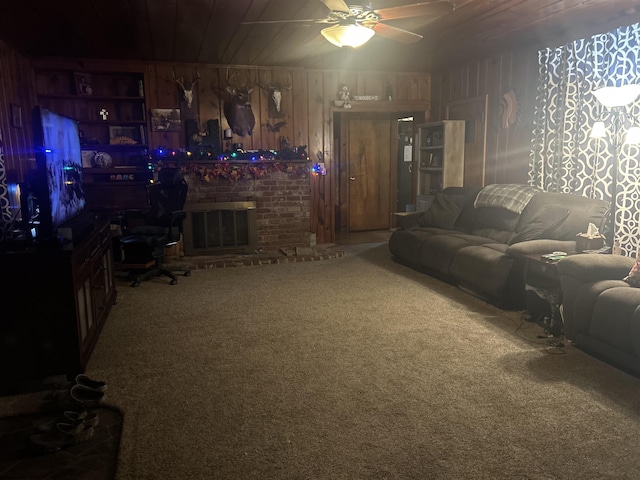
(334, 109, 425, 233)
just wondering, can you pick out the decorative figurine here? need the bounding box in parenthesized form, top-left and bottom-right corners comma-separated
(336, 83, 352, 109)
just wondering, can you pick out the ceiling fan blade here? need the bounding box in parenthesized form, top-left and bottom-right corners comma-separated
(375, 1, 454, 21)
(372, 23, 423, 44)
(320, 0, 351, 14)
(241, 18, 324, 25)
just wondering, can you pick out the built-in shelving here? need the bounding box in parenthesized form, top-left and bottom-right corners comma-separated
(34, 68, 152, 213)
(415, 120, 465, 210)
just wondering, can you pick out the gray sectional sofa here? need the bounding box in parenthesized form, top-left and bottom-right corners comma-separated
(389, 185, 610, 309)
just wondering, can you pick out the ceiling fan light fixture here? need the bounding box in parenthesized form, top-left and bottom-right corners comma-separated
(321, 24, 375, 48)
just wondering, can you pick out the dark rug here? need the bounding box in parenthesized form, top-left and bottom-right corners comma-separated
(0, 405, 121, 479)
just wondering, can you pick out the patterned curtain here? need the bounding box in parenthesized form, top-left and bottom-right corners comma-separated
(0, 132, 16, 242)
(530, 24, 640, 256)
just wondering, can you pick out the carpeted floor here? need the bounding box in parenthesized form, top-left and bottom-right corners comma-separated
(81, 242, 640, 479)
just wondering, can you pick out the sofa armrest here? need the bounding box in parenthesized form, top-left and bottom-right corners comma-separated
(556, 254, 634, 340)
(394, 212, 423, 229)
(505, 239, 577, 257)
(556, 254, 635, 283)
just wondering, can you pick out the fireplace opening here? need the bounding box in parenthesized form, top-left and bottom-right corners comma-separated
(183, 201, 257, 255)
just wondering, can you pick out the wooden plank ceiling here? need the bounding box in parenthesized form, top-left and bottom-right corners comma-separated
(1, 0, 640, 71)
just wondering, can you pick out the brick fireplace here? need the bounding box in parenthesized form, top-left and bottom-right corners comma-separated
(184, 161, 311, 253)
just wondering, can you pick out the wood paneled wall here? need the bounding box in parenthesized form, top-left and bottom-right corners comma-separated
(5, 54, 431, 244)
(430, 45, 540, 186)
(142, 64, 430, 243)
(0, 39, 36, 183)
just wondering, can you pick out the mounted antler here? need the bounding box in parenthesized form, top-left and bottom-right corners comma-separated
(173, 68, 200, 109)
(257, 71, 292, 118)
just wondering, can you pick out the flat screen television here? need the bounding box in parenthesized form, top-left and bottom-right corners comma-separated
(23, 106, 86, 240)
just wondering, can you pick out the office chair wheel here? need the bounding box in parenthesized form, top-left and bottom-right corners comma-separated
(170, 279, 178, 285)
(131, 281, 140, 287)
(184, 271, 191, 277)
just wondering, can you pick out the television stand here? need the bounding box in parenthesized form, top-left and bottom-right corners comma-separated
(0, 215, 117, 392)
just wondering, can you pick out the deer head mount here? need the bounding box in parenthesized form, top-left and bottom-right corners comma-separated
(173, 69, 200, 109)
(224, 68, 256, 137)
(257, 72, 292, 118)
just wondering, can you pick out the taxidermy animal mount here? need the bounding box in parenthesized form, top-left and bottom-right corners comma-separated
(223, 68, 256, 137)
(173, 69, 200, 109)
(257, 72, 292, 118)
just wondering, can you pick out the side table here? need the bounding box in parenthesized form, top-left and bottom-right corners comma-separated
(523, 253, 566, 337)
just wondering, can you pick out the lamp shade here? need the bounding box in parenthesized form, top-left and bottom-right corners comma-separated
(321, 24, 375, 48)
(624, 126, 640, 145)
(593, 84, 640, 107)
(590, 121, 607, 138)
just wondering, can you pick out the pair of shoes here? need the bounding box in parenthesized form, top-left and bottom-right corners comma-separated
(35, 410, 99, 433)
(29, 420, 95, 454)
(70, 384, 106, 407)
(75, 373, 107, 392)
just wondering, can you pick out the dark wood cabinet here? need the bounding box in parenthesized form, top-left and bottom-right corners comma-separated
(0, 215, 117, 388)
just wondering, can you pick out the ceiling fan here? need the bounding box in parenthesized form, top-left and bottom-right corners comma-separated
(240, 0, 455, 48)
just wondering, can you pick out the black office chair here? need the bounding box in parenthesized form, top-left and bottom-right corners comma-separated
(119, 168, 191, 287)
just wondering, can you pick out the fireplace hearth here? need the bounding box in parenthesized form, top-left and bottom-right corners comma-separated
(184, 166, 311, 252)
(183, 201, 257, 255)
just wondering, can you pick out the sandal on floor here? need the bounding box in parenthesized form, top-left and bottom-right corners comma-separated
(35, 410, 100, 433)
(75, 373, 107, 392)
(70, 384, 106, 407)
(29, 421, 95, 454)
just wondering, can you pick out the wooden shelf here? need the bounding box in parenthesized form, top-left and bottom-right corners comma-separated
(35, 67, 150, 213)
(415, 121, 465, 203)
(38, 94, 145, 101)
(80, 120, 146, 126)
(84, 166, 149, 173)
(81, 143, 149, 150)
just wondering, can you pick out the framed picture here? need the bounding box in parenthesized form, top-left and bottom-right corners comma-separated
(429, 153, 442, 168)
(81, 150, 97, 168)
(151, 108, 181, 132)
(10, 104, 22, 128)
(74, 72, 93, 96)
(109, 126, 139, 145)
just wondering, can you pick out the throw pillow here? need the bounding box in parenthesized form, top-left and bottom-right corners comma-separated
(418, 192, 466, 230)
(509, 204, 570, 245)
(624, 252, 640, 287)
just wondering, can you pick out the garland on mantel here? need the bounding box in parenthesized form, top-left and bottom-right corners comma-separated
(183, 161, 309, 183)
(149, 147, 310, 182)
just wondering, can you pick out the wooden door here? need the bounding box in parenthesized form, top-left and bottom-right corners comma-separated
(446, 95, 488, 186)
(347, 116, 394, 231)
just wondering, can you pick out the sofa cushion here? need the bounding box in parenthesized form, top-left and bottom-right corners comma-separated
(417, 233, 492, 276)
(566, 279, 627, 339)
(418, 191, 466, 229)
(522, 192, 610, 241)
(452, 186, 484, 233)
(450, 244, 515, 301)
(509, 204, 570, 245)
(469, 207, 520, 243)
(590, 286, 640, 355)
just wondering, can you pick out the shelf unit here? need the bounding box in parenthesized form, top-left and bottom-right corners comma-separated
(34, 69, 152, 213)
(415, 120, 465, 210)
